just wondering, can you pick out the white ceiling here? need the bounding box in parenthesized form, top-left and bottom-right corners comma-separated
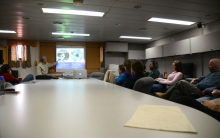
(0, 0, 220, 44)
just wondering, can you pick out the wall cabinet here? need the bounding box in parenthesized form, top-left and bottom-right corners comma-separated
(163, 39, 190, 57)
(128, 50, 145, 60)
(145, 46, 163, 59)
(105, 42, 128, 52)
(191, 31, 220, 54)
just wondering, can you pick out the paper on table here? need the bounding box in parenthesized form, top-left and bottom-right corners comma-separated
(124, 105, 197, 133)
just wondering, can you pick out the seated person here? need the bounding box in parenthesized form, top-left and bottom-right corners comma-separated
(196, 85, 220, 103)
(104, 60, 132, 84)
(37, 56, 57, 75)
(156, 59, 220, 100)
(123, 60, 132, 74)
(173, 96, 220, 122)
(123, 61, 146, 89)
(0, 64, 34, 85)
(147, 60, 160, 79)
(150, 60, 184, 93)
(115, 65, 131, 86)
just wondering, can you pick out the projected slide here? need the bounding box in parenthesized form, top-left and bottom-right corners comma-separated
(56, 46, 85, 72)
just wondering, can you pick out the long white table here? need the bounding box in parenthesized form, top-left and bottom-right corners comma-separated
(0, 79, 219, 138)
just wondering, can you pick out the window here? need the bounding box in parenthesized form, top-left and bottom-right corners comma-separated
(17, 45, 22, 60)
(11, 45, 28, 61)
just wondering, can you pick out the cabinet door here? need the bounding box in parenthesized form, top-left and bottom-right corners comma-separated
(191, 31, 220, 54)
(128, 50, 145, 60)
(117, 43, 128, 52)
(145, 46, 163, 59)
(163, 39, 190, 57)
(105, 44, 118, 52)
(105, 42, 128, 52)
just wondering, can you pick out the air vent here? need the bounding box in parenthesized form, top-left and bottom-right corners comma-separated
(73, 0, 83, 6)
(53, 22, 63, 25)
(138, 28, 147, 31)
(115, 23, 121, 26)
(134, 5, 142, 9)
(23, 17, 30, 20)
(57, 37, 64, 39)
(37, 3, 45, 7)
(204, 14, 213, 18)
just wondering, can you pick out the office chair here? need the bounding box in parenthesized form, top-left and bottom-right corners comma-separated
(133, 77, 155, 94)
(89, 72, 104, 80)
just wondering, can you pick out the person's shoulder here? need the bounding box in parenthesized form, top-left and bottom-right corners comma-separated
(120, 73, 126, 77)
(1, 72, 10, 75)
(154, 69, 160, 73)
(176, 72, 183, 76)
(37, 62, 42, 66)
(1, 73, 12, 77)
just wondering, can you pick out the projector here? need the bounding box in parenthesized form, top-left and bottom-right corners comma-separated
(73, 0, 83, 6)
(63, 72, 74, 79)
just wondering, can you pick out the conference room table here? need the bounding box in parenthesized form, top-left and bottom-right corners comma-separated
(0, 79, 219, 138)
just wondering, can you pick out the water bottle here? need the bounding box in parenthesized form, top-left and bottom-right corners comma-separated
(0, 76, 5, 95)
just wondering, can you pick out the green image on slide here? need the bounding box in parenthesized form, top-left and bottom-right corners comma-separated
(71, 49, 83, 62)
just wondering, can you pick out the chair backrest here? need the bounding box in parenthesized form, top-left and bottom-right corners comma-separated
(133, 77, 155, 93)
(89, 72, 104, 80)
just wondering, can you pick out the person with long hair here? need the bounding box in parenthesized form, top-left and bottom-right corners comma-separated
(123, 60, 132, 74)
(123, 61, 146, 89)
(0, 64, 34, 85)
(150, 60, 184, 93)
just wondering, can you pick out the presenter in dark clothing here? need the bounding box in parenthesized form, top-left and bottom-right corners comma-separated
(123, 61, 146, 89)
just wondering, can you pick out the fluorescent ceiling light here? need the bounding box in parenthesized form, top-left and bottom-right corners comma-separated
(120, 36, 152, 40)
(148, 17, 195, 25)
(42, 8, 104, 17)
(52, 32, 90, 36)
(0, 30, 16, 33)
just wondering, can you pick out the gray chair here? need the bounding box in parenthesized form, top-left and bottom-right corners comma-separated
(133, 77, 155, 94)
(89, 72, 104, 80)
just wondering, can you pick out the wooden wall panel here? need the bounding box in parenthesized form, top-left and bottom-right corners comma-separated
(86, 47, 101, 73)
(40, 42, 56, 73)
(39, 41, 104, 74)
(8, 40, 37, 47)
(0, 46, 8, 64)
(56, 42, 86, 46)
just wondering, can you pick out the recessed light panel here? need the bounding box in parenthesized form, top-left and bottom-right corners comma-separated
(0, 30, 16, 33)
(148, 17, 195, 25)
(120, 36, 152, 40)
(42, 8, 104, 17)
(52, 32, 90, 36)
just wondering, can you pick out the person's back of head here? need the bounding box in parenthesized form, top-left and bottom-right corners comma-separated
(124, 60, 132, 72)
(119, 64, 125, 73)
(0, 64, 11, 74)
(131, 61, 146, 77)
(173, 60, 184, 79)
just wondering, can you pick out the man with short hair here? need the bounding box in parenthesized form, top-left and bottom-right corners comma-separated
(147, 61, 160, 79)
(37, 56, 58, 75)
(156, 58, 220, 100)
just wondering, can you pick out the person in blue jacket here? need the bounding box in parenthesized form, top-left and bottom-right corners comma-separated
(115, 65, 131, 86)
